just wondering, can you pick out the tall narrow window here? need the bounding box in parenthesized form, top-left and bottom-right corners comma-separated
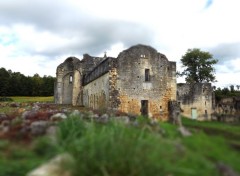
(145, 69, 150, 82)
(69, 75, 73, 83)
(141, 100, 148, 116)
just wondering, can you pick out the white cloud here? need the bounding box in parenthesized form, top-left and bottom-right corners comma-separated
(0, 0, 239, 88)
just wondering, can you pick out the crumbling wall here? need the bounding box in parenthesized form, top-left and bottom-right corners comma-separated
(109, 68, 121, 110)
(215, 97, 240, 115)
(72, 66, 82, 106)
(177, 83, 213, 120)
(54, 57, 80, 104)
(81, 54, 105, 74)
(115, 44, 176, 120)
(55, 54, 106, 105)
(55, 44, 177, 121)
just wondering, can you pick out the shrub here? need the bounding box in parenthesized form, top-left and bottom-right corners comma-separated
(0, 97, 13, 102)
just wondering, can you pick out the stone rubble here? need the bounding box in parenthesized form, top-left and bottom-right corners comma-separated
(27, 153, 74, 176)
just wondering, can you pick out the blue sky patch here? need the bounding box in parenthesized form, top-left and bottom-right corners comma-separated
(205, 0, 213, 9)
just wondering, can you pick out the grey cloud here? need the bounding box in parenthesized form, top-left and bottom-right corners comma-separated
(208, 42, 240, 64)
(32, 20, 154, 57)
(208, 43, 240, 74)
(0, 0, 155, 59)
(0, 0, 69, 29)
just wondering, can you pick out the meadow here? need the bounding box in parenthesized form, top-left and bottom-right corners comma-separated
(0, 116, 239, 176)
(8, 96, 54, 103)
(0, 97, 239, 176)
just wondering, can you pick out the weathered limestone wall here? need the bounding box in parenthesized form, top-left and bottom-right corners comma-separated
(72, 69, 82, 106)
(177, 83, 213, 120)
(109, 67, 120, 110)
(62, 72, 73, 104)
(115, 45, 176, 120)
(54, 57, 80, 104)
(54, 70, 63, 104)
(54, 45, 177, 121)
(83, 73, 109, 110)
(168, 62, 177, 100)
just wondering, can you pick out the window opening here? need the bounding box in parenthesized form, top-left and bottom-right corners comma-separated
(69, 75, 73, 83)
(141, 100, 148, 116)
(145, 69, 150, 82)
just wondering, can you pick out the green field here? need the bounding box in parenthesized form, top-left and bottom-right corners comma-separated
(0, 115, 239, 176)
(0, 96, 54, 103)
(0, 96, 54, 114)
(9, 96, 54, 103)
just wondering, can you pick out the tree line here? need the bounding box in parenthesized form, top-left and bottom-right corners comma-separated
(0, 67, 55, 96)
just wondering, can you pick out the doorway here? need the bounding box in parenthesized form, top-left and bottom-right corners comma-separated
(191, 108, 197, 119)
(141, 100, 148, 116)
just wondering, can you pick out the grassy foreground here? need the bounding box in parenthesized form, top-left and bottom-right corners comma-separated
(0, 115, 240, 176)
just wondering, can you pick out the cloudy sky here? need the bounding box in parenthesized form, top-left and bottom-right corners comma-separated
(0, 0, 239, 88)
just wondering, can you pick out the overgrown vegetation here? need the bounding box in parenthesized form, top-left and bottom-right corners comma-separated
(214, 86, 240, 101)
(0, 67, 55, 96)
(0, 115, 239, 176)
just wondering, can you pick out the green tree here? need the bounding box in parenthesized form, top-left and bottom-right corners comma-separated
(237, 85, 240, 91)
(0, 68, 10, 96)
(230, 85, 235, 92)
(178, 48, 218, 83)
(41, 75, 55, 96)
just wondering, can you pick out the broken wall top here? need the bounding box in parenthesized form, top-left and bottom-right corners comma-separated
(57, 56, 80, 73)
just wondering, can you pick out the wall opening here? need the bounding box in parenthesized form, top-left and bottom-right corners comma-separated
(69, 75, 73, 83)
(141, 100, 148, 116)
(191, 108, 197, 119)
(145, 69, 150, 82)
(205, 110, 208, 119)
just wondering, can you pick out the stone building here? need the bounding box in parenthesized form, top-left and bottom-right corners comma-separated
(177, 83, 214, 120)
(55, 44, 177, 120)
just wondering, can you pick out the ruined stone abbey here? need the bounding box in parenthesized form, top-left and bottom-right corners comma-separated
(54, 44, 214, 120)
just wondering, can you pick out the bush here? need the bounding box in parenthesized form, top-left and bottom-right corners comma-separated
(0, 97, 13, 102)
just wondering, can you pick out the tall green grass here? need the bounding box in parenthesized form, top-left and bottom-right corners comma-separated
(0, 137, 59, 176)
(0, 116, 239, 176)
(56, 116, 240, 176)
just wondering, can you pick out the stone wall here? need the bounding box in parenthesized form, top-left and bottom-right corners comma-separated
(83, 73, 109, 110)
(177, 83, 213, 120)
(54, 44, 177, 121)
(215, 97, 240, 115)
(83, 58, 113, 85)
(115, 44, 176, 120)
(54, 57, 80, 104)
(72, 68, 82, 106)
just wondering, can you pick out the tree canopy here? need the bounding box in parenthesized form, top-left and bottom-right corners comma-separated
(0, 67, 55, 96)
(178, 48, 218, 83)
